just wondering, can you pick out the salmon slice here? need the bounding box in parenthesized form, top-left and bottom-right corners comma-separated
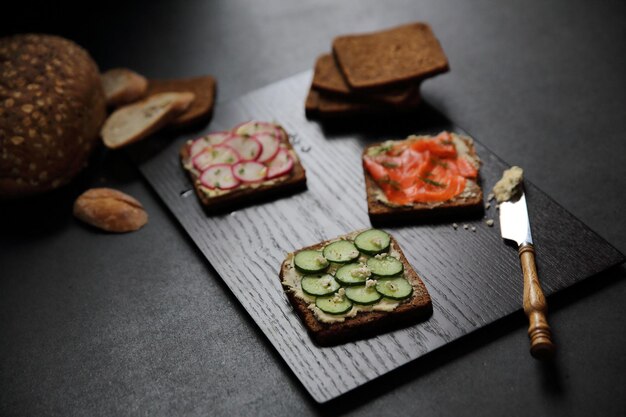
(364, 133, 476, 205)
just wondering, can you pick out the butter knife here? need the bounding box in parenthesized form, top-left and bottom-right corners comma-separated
(499, 189, 555, 359)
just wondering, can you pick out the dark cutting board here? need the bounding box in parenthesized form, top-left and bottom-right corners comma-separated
(131, 71, 624, 403)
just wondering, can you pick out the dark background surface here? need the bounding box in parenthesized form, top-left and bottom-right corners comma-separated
(2, 1, 625, 416)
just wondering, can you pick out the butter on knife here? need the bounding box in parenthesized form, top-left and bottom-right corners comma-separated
(496, 166, 556, 360)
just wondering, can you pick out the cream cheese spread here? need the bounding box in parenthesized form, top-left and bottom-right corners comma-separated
(492, 166, 524, 203)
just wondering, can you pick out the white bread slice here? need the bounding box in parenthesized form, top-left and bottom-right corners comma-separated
(101, 92, 195, 149)
(101, 68, 149, 107)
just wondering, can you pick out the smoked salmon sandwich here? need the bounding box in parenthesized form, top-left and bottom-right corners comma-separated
(362, 131, 483, 224)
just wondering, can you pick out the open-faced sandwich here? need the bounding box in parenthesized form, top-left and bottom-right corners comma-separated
(363, 131, 483, 224)
(280, 229, 432, 346)
(180, 121, 307, 211)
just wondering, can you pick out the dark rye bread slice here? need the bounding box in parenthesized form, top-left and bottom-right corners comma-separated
(333, 22, 449, 91)
(364, 134, 484, 225)
(304, 84, 377, 119)
(312, 54, 420, 106)
(146, 75, 216, 128)
(305, 84, 422, 119)
(280, 232, 432, 346)
(304, 86, 320, 118)
(180, 127, 306, 213)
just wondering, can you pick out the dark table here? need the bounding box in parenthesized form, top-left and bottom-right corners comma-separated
(2, 1, 625, 416)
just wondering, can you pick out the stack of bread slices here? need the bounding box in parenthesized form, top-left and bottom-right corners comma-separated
(306, 22, 449, 119)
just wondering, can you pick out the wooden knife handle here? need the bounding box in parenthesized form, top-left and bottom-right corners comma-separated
(519, 243, 555, 360)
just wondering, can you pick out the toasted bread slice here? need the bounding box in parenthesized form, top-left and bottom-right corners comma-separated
(280, 231, 432, 346)
(363, 133, 483, 225)
(146, 75, 217, 128)
(312, 54, 420, 106)
(101, 92, 194, 149)
(101, 68, 148, 107)
(333, 22, 449, 90)
(180, 124, 307, 212)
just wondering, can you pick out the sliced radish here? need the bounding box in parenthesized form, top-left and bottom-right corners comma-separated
(273, 126, 289, 142)
(253, 132, 281, 163)
(205, 131, 232, 145)
(224, 134, 263, 161)
(232, 161, 268, 183)
(233, 121, 278, 137)
(192, 145, 241, 171)
(200, 164, 241, 190)
(189, 138, 209, 157)
(266, 148, 294, 179)
(189, 131, 232, 157)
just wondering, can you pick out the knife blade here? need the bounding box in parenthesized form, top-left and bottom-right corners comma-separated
(499, 188, 555, 360)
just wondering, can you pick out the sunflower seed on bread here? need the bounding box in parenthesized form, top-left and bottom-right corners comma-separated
(101, 92, 195, 149)
(101, 68, 148, 107)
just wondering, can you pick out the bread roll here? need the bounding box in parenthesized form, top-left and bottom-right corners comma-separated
(0, 34, 106, 198)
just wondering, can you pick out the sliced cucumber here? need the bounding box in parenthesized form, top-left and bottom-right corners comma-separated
(335, 263, 370, 285)
(345, 285, 382, 305)
(322, 240, 360, 263)
(367, 256, 403, 277)
(354, 229, 391, 255)
(301, 274, 340, 296)
(315, 294, 353, 315)
(375, 277, 413, 300)
(294, 250, 329, 273)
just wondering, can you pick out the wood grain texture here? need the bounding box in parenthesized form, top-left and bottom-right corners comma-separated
(519, 243, 555, 360)
(131, 71, 624, 403)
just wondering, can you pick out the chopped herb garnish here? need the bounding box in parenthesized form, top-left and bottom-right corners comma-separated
(381, 161, 399, 168)
(369, 143, 393, 156)
(440, 140, 454, 146)
(238, 168, 245, 174)
(430, 157, 448, 168)
(380, 177, 402, 190)
(420, 177, 446, 187)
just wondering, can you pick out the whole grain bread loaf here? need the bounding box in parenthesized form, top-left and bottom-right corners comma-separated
(0, 34, 106, 198)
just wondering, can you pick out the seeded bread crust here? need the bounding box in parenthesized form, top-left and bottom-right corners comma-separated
(0, 34, 106, 198)
(180, 126, 307, 213)
(332, 22, 449, 91)
(280, 233, 432, 346)
(363, 135, 484, 225)
(146, 75, 216, 128)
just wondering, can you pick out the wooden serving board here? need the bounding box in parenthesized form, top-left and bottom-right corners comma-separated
(131, 72, 624, 403)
